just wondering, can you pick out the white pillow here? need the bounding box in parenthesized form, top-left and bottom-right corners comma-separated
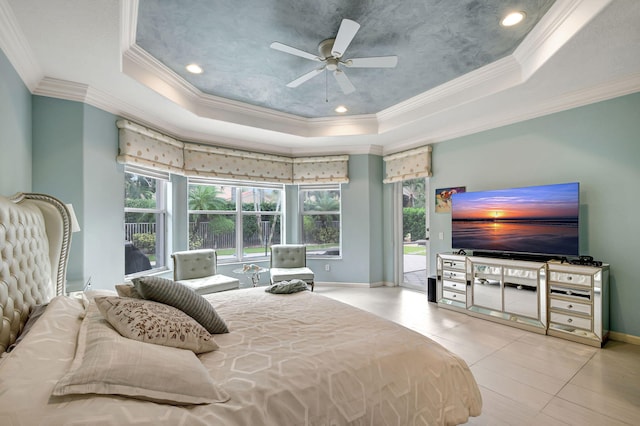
(95, 296, 218, 354)
(52, 302, 229, 405)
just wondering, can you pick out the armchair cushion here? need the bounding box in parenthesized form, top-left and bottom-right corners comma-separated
(171, 249, 239, 295)
(176, 275, 240, 295)
(172, 249, 217, 280)
(270, 244, 307, 269)
(270, 267, 315, 283)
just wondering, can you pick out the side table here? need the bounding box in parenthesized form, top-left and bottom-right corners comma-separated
(233, 266, 269, 287)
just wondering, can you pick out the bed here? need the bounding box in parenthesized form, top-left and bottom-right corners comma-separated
(0, 192, 482, 425)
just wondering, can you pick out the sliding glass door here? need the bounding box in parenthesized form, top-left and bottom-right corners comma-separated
(400, 178, 429, 291)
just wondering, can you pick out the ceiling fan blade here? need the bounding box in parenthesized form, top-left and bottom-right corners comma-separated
(344, 56, 398, 68)
(333, 69, 355, 94)
(270, 42, 322, 62)
(331, 19, 360, 58)
(286, 67, 325, 88)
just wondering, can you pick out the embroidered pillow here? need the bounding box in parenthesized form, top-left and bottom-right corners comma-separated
(95, 296, 218, 354)
(133, 276, 228, 334)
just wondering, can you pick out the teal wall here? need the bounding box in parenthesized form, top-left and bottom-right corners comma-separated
(32, 97, 85, 280)
(429, 92, 640, 337)
(32, 96, 123, 290)
(319, 154, 385, 285)
(0, 49, 31, 194)
(82, 104, 124, 290)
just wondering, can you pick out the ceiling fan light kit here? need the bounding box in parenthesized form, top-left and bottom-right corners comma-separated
(270, 18, 398, 95)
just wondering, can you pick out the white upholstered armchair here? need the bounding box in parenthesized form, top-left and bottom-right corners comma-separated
(171, 249, 239, 294)
(269, 244, 315, 291)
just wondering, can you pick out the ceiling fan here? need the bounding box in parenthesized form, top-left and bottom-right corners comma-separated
(270, 19, 398, 94)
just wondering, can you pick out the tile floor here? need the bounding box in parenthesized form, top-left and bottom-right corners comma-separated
(314, 285, 640, 426)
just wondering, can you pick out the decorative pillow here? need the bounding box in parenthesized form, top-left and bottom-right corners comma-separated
(265, 279, 309, 294)
(133, 276, 228, 334)
(95, 296, 218, 354)
(115, 283, 143, 299)
(52, 303, 229, 405)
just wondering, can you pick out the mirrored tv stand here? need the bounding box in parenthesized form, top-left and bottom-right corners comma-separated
(436, 253, 609, 347)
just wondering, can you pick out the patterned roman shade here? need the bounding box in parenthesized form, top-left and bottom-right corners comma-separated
(116, 119, 349, 184)
(293, 155, 349, 184)
(183, 144, 293, 183)
(116, 120, 184, 174)
(383, 145, 432, 183)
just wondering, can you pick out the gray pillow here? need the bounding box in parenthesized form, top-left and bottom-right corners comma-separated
(265, 279, 309, 294)
(133, 276, 228, 334)
(115, 283, 143, 299)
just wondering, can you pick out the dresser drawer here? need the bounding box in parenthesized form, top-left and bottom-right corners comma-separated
(550, 312, 591, 331)
(442, 269, 465, 282)
(550, 299, 592, 316)
(442, 259, 465, 271)
(549, 285, 591, 301)
(549, 271, 591, 287)
(443, 290, 466, 303)
(442, 279, 466, 292)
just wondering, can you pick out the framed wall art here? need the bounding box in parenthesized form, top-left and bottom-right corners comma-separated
(435, 186, 465, 213)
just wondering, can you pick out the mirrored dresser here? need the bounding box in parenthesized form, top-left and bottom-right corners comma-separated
(436, 253, 609, 347)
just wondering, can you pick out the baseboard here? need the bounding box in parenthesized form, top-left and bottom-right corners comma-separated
(314, 281, 396, 288)
(609, 331, 640, 346)
(314, 281, 372, 288)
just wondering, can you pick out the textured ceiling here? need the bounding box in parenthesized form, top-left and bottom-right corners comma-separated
(136, 0, 555, 118)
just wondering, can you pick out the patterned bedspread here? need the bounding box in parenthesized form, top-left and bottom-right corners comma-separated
(0, 288, 481, 425)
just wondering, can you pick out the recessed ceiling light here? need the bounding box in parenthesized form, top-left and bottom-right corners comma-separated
(335, 105, 348, 113)
(186, 63, 203, 74)
(501, 11, 525, 27)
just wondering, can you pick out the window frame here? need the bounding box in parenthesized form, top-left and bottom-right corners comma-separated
(124, 166, 169, 277)
(299, 183, 342, 258)
(187, 179, 284, 263)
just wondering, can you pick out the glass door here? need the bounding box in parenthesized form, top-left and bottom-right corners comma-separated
(401, 178, 429, 290)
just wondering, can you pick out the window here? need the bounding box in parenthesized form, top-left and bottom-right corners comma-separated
(300, 185, 341, 257)
(188, 180, 282, 262)
(124, 168, 168, 276)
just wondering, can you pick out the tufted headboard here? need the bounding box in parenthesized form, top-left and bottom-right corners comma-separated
(0, 193, 72, 354)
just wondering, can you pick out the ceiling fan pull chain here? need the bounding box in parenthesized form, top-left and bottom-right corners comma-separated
(325, 70, 328, 102)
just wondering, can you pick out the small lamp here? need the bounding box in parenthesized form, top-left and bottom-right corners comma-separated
(65, 204, 81, 233)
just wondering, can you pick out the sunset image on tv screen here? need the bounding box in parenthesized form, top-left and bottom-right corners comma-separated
(451, 182, 579, 256)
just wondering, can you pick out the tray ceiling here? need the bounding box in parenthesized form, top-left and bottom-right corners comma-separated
(135, 0, 554, 118)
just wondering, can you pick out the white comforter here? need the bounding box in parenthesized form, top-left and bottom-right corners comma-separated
(0, 288, 481, 425)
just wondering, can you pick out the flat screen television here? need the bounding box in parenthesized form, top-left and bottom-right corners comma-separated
(451, 182, 580, 258)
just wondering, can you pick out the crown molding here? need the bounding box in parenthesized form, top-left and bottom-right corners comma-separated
(122, 44, 380, 138)
(377, 55, 523, 133)
(120, 0, 138, 56)
(0, 0, 42, 90)
(397, 71, 640, 148)
(514, 0, 614, 80)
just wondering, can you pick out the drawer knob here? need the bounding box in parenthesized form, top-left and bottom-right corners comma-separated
(452, 283, 457, 287)
(567, 318, 573, 323)
(452, 294, 456, 298)
(568, 304, 573, 309)
(567, 276, 572, 280)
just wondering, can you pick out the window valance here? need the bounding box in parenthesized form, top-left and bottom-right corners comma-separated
(116, 119, 349, 184)
(293, 156, 349, 184)
(383, 145, 432, 183)
(183, 144, 293, 183)
(116, 120, 184, 175)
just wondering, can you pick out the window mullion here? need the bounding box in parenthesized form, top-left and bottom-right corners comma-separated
(236, 187, 243, 262)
